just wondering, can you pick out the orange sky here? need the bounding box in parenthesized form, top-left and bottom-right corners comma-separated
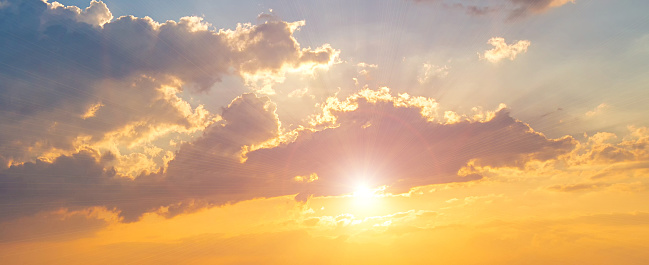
(1, 0, 649, 264)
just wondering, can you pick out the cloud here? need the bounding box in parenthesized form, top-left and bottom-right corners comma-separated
(0, 88, 578, 221)
(459, 125, 649, 193)
(417, 63, 449, 84)
(412, 0, 574, 20)
(479, 37, 531, 63)
(170, 93, 281, 164)
(0, 207, 117, 243)
(0, 0, 337, 221)
(548, 183, 603, 192)
(0, 0, 634, 227)
(566, 127, 649, 166)
(0, 0, 337, 168)
(0, 75, 214, 172)
(0, 93, 282, 222)
(47, 0, 112, 27)
(294, 173, 319, 183)
(288, 87, 309, 98)
(249, 89, 574, 197)
(508, 0, 575, 20)
(0, 150, 121, 220)
(585, 103, 609, 117)
(223, 20, 339, 93)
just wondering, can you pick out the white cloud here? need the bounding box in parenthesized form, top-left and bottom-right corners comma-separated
(46, 0, 113, 27)
(479, 37, 531, 63)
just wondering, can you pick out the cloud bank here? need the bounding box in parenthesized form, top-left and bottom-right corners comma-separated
(1, 87, 576, 221)
(2, 0, 642, 227)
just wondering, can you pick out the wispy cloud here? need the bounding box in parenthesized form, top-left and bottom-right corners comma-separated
(412, 0, 575, 20)
(585, 103, 610, 117)
(508, 0, 575, 20)
(417, 63, 449, 84)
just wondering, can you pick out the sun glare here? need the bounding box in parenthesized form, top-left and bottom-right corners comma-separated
(3, 0, 648, 264)
(350, 183, 386, 209)
(353, 185, 375, 198)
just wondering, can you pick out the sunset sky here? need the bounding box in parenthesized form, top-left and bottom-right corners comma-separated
(1, 0, 649, 264)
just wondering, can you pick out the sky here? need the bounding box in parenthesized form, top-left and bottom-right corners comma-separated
(1, 0, 649, 264)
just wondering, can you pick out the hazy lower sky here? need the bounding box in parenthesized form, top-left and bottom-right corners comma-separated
(1, 0, 649, 264)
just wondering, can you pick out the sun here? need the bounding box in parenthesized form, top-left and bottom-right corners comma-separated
(353, 184, 375, 198)
(350, 183, 383, 209)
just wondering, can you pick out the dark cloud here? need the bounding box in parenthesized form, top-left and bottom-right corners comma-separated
(0, 148, 198, 222)
(508, 0, 571, 20)
(0, 0, 336, 164)
(0, 150, 119, 219)
(0, 93, 282, 222)
(240, 97, 575, 198)
(0, 0, 578, 223)
(411, 0, 573, 20)
(0, 91, 576, 222)
(0, 207, 113, 243)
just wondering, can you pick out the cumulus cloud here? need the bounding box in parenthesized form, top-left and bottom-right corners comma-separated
(0, 93, 282, 221)
(0, 0, 629, 226)
(47, 0, 113, 27)
(568, 127, 649, 166)
(0, 88, 577, 221)
(479, 37, 531, 63)
(222, 20, 339, 93)
(0, 75, 214, 173)
(0, 0, 337, 168)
